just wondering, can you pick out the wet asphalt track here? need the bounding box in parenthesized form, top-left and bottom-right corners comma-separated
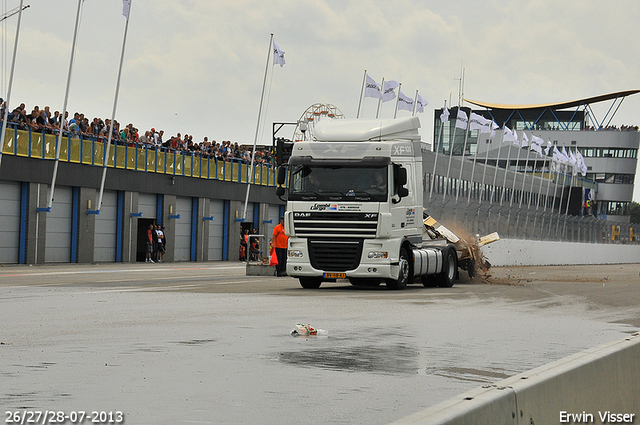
(1, 262, 639, 424)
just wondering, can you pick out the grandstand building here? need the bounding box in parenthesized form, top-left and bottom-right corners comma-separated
(433, 91, 639, 223)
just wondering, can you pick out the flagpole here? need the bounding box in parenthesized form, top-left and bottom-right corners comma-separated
(0, 0, 24, 170)
(356, 70, 366, 119)
(478, 122, 494, 204)
(519, 139, 534, 208)
(393, 83, 401, 119)
(375, 77, 385, 119)
(411, 90, 418, 117)
(428, 101, 446, 202)
(455, 110, 470, 203)
(542, 157, 553, 213)
(499, 133, 515, 206)
(465, 119, 481, 206)
(96, 0, 132, 212)
(509, 135, 525, 207)
(489, 126, 506, 205)
(243, 33, 274, 220)
(442, 107, 460, 203)
(48, 0, 83, 210)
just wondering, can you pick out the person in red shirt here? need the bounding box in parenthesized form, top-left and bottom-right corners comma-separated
(271, 216, 288, 276)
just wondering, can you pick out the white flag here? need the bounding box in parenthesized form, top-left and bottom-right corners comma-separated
(364, 75, 382, 99)
(561, 146, 570, 163)
(122, 0, 131, 18)
(576, 151, 587, 176)
(490, 121, 499, 138)
(440, 108, 450, 122)
(544, 140, 552, 156)
(503, 126, 517, 144)
(455, 109, 468, 130)
(397, 89, 414, 111)
(568, 149, 577, 167)
(521, 131, 529, 148)
(416, 94, 428, 113)
(530, 140, 543, 157)
(531, 134, 544, 146)
(273, 40, 285, 67)
(530, 135, 544, 157)
(381, 80, 399, 103)
(469, 112, 486, 132)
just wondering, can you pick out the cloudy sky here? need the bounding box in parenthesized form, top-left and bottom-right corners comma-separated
(2, 0, 640, 200)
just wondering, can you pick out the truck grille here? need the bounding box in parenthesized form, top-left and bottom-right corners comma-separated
(308, 239, 363, 272)
(293, 212, 378, 238)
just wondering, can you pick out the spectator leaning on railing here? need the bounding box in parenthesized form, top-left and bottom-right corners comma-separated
(0, 100, 277, 165)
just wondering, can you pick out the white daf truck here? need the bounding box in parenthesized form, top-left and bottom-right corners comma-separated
(275, 116, 459, 290)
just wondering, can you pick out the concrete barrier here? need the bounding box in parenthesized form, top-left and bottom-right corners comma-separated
(483, 239, 640, 267)
(390, 333, 640, 425)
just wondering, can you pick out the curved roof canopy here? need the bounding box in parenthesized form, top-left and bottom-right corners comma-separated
(464, 90, 640, 110)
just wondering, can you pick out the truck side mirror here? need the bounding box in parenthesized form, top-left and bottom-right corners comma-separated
(276, 166, 287, 186)
(396, 167, 407, 186)
(393, 164, 409, 202)
(275, 186, 285, 197)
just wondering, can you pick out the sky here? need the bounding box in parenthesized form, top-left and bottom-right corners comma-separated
(1, 0, 640, 200)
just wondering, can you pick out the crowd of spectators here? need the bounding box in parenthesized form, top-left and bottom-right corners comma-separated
(584, 124, 639, 131)
(0, 99, 277, 165)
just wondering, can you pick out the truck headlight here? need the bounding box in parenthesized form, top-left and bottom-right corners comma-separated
(288, 250, 304, 258)
(367, 251, 388, 259)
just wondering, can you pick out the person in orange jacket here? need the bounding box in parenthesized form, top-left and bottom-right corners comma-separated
(271, 216, 289, 276)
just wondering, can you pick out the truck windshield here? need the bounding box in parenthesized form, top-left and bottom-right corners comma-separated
(289, 165, 388, 201)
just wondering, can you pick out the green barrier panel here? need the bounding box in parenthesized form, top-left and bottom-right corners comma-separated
(114, 144, 125, 169)
(137, 148, 146, 171)
(2, 129, 14, 154)
(44, 134, 57, 159)
(157, 151, 165, 173)
(31, 132, 43, 158)
(145, 149, 155, 173)
(59, 137, 70, 162)
(193, 156, 200, 178)
(126, 146, 136, 170)
(16, 130, 29, 156)
(167, 152, 175, 174)
(93, 142, 104, 166)
(175, 154, 182, 175)
(184, 154, 192, 177)
(69, 137, 81, 163)
(82, 139, 93, 164)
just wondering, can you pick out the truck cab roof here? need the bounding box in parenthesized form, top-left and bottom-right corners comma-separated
(313, 116, 421, 142)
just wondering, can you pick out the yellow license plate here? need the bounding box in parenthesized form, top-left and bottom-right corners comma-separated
(324, 272, 346, 279)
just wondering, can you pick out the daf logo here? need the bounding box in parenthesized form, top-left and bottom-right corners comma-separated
(294, 212, 311, 217)
(322, 144, 359, 154)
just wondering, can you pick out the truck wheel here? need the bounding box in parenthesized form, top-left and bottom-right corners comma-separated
(436, 246, 457, 288)
(386, 247, 410, 290)
(299, 278, 322, 289)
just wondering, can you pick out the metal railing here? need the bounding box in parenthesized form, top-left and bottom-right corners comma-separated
(426, 201, 639, 245)
(0, 123, 277, 185)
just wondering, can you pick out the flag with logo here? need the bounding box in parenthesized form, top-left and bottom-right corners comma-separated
(455, 109, 468, 130)
(364, 75, 382, 99)
(273, 40, 286, 67)
(521, 131, 529, 148)
(469, 112, 487, 132)
(415, 94, 428, 113)
(381, 80, 399, 102)
(397, 89, 414, 111)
